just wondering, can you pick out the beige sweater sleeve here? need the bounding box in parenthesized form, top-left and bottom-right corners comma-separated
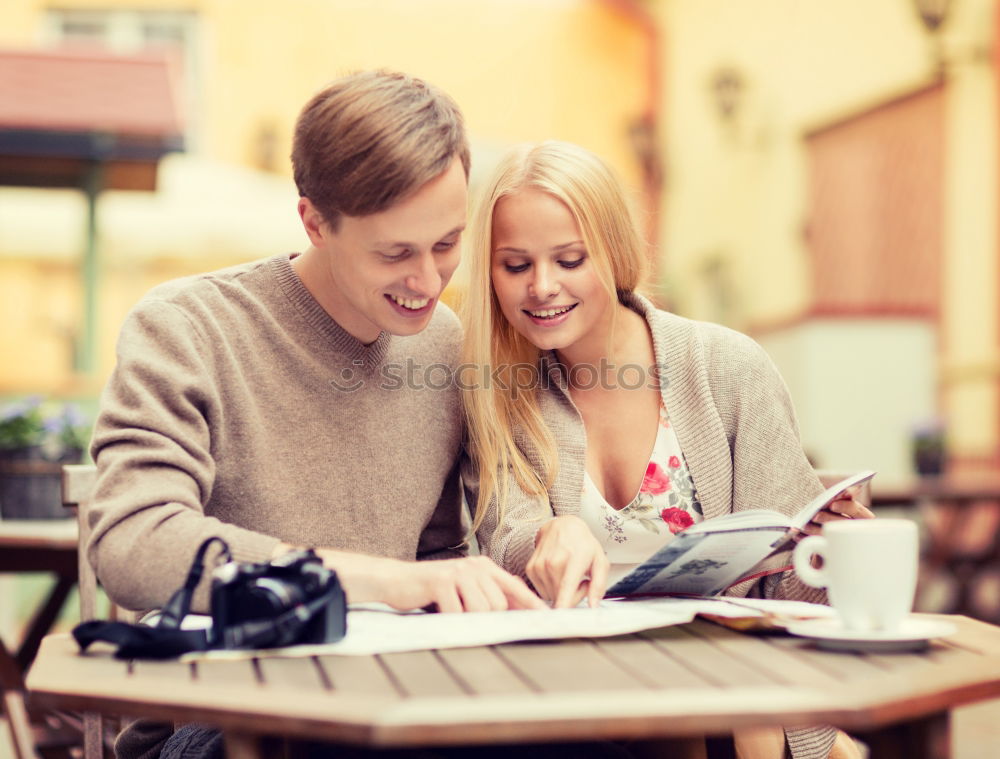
(88, 300, 279, 613)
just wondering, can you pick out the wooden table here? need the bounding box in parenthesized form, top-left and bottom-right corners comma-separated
(0, 518, 78, 673)
(26, 614, 1000, 759)
(872, 476, 1000, 621)
(0, 518, 79, 758)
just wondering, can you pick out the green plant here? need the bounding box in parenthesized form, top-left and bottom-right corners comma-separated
(0, 395, 46, 449)
(46, 403, 91, 452)
(0, 396, 92, 456)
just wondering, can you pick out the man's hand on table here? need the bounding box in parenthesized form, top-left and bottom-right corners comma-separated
(273, 543, 545, 612)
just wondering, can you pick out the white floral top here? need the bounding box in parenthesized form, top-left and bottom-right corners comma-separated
(578, 401, 703, 586)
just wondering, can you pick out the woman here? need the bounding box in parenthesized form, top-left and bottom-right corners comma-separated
(460, 141, 870, 759)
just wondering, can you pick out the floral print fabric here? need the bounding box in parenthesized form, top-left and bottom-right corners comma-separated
(578, 401, 704, 586)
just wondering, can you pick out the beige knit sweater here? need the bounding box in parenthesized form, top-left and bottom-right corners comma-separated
(88, 253, 466, 615)
(467, 293, 835, 759)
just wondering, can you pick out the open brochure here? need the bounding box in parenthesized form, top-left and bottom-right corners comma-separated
(605, 470, 877, 598)
(174, 597, 837, 659)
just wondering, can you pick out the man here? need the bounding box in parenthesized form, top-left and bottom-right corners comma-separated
(88, 70, 543, 757)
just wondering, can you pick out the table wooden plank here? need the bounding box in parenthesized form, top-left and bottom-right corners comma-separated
(378, 651, 466, 697)
(317, 654, 401, 697)
(864, 644, 969, 673)
(31, 635, 130, 689)
(0, 519, 77, 547)
(194, 658, 259, 687)
(591, 634, 716, 690)
(925, 640, 991, 676)
(435, 646, 534, 695)
(256, 656, 328, 692)
(30, 637, 386, 744)
(768, 636, 896, 680)
(683, 620, 842, 688)
(640, 626, 775, 687)
(131, 657, 195, 683)
(364, 686, 838, 747)
(941, 615, 1000, 656)
(496, 638, 650, 693)
(771, 614, 990, 686)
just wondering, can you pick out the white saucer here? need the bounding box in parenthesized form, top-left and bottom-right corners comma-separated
(785, 616, 956, 652)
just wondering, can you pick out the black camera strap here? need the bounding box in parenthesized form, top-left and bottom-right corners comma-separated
(73, 537, 344, 659)
(158, 536, 231, 629)
(71, 619, 211, 660)
(73, 536, 230, 660)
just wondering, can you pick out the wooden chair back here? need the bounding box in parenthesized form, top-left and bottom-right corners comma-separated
(61, 463, 113, 759)
(61, 465, 98, 621)
(0, 466, 97, 759)
(0, 636, 38, 759)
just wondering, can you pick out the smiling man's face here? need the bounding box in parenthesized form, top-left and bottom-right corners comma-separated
(298, 156, 468, 343)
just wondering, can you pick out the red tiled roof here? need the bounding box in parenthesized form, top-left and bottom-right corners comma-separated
(0, 47, 183, 137)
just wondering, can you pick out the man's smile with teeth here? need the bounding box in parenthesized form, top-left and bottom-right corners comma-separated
(526, 305, 575, 318)
(389, 294, 431, 310)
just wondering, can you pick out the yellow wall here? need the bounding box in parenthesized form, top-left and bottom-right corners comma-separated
(939, 19, 1000, 464)
(656, 0, 999, 467)
(194, 0, 646, 185)
(656, 0, 931, 325)
(0, 0, 648, 395)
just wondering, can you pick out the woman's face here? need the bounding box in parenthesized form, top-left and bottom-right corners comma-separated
(490, 189, 612, 358)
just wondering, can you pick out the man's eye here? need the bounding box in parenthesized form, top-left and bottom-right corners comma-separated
(433, 240, 458, 252)
(559, 258, 585, 269)
(380, 250, 411, 262)
(504, 263, 529, 274)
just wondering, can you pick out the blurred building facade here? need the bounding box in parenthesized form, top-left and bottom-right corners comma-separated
(656, 0, 998, 486)
(0, 0, 650, 395)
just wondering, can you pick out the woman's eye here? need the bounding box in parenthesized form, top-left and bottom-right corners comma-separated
(559, 258, 585, 269)
(504, 263, 529, 274)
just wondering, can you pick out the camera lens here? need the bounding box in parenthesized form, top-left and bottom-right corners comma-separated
(244, 577, 306, 616)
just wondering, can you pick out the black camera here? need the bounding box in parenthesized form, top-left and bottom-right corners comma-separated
(210, 549, 346, 650)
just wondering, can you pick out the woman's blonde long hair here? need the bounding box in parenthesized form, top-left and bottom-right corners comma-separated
(461, 141, 648, 531)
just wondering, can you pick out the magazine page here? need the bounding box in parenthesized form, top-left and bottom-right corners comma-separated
(789, 469, 877, 530)
(682, 510, 793, 533)
(605, 528, 782, 597)
(604, 469, 877, 598)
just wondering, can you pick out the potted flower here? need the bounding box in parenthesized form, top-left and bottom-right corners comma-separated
(0, 395, 46, 460)
(0, 396, 92, 519)
(44, 403, 91, 463)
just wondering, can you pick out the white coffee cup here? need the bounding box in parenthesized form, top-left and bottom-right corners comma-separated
(792, 519, 919, 633)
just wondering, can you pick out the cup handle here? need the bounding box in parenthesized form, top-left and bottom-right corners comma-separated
(792, 535, 828, 589)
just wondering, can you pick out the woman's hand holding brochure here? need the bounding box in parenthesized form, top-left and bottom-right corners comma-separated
(605, 470, 878, 598)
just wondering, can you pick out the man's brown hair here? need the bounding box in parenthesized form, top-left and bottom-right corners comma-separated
(291, 70, 471, 229)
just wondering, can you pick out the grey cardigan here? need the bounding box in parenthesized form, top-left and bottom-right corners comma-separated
(467, 293, 836, 759)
